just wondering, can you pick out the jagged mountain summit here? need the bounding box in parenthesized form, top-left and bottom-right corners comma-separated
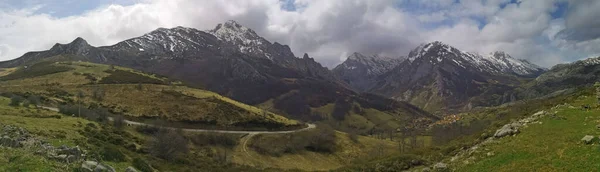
(332, 52, 404, 91)
(368, 41, 546, 113)
(406, 41, 545, 77)
(0, 20, 436, 127)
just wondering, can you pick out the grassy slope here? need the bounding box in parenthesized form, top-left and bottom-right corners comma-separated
(0, 97, 91, 171)
(232, 132, 400, 171)
(0, 96, 265, 171)
(0, 61, 299, 128)
(311, 103, 408, 134)
(457, 92, 600, 171)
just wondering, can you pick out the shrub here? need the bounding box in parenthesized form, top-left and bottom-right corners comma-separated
(27, 95, 41, 107)
(133, 158, 153, 172)
(135, 125, 160, 135)
(9, 95, 24, 107)
(189, 133, 239, 148)
(92, 88, 105, 101)
(101, 146, 126, 162)
(250, 124, 337, 156)
(148, 129, 189, 161)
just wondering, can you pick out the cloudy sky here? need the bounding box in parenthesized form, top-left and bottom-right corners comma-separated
(0, 0, 598, 68)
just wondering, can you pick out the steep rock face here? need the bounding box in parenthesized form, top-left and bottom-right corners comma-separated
(332, 52, 404, 91)
(370, 41, 544, 113)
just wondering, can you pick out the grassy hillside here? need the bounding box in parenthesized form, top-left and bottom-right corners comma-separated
(232, 131, 400, 171)
(0, 60, 300, 130)
(0, 96, 269, 171)
(455, 89, 600, 171)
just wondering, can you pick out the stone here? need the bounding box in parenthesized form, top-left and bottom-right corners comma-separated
(421, 167, 431, 172)
(596, 124, 600, 130)
(53, 154, 68, 162)
(81, 161, 115, 172)
(433, 162, 448, 170)
(125, 167, 139, 172)
(582, 135, 595, 144)
(81, 161, 98, 171)
(66, 155, 78, 163)
(494, 123, 521, 138)
(486, 152, 495, 157)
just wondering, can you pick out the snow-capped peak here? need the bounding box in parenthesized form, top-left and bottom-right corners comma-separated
(207, 20, 272, 58)
(406, 41, 546, 76)
(407, 41, 460, 63)
(337, 52, 404, 75)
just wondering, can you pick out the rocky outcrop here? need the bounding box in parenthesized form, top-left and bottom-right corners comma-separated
(581, 135, 595, 144)
(81, 161, 116, 172)
(493, 110, 551, 138)
(125, 166, 139, 172)
(494, 123, 521, 138)
(0, 124, 86, 164)
(43, 144, 85, 163)
(0, 125, 31, 148)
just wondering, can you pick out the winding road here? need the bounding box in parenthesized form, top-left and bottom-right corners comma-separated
(38, 106, 316, 134)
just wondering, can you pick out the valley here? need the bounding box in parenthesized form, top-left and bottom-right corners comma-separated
(1, 17, 600, 172)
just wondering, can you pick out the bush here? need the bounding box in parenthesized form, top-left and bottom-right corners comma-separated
(250, 124, 337, 156)
(92, 88, 105, 101)
(101, 146, 126, 162)
(133, 158, 153, 172)
(135, 125, 160, 135)
(189, 133, 239, 148)
(27, 95, 41, 107)
(148, 129, 189, 161)
(306, 124, 336, 153)
(9, 95, 24, 107)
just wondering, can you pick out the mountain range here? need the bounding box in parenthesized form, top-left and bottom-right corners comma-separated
(0, 20, 437, 134)
(4, 20, 598, 117)
(334, 41, 546, 113)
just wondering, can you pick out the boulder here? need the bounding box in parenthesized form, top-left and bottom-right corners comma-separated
(66, 155, 78, 163)
(421, 167, 431, 172)
(582, 135, 595, 144)
(433, 162, 448, 170)
(81, 161, 116, 172)
(81, 161, 98, 171)
(0, 136, 21, 148)
(596, 124, 600, 130)
(125, 167, 139, 172)
(494, 123, 521, 138)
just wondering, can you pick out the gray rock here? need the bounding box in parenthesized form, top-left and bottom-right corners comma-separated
(421, 167, 431, 172)
(66, 155, 78, 163)
(125, 167, 139, 172)
(582, 135, 595, 144)
(596, 124, 600, 130)
(81, 161, 115, 172)
(433, 162, 448, 170)
(494, 123, 521, 138)
(81, 161, 98, 171)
